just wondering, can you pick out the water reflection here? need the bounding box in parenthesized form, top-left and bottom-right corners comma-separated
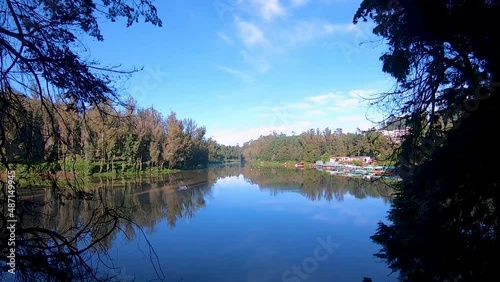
(24, 165, 393, 232)
(12, 165, 394, 281)
(243, 167, 394, 202)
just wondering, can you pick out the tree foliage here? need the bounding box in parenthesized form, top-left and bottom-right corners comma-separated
(1, 94, 233, 173)
(242, 128, 395, 163)
(354, 1, 500, 281)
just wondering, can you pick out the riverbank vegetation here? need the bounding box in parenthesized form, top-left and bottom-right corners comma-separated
(2, 91, 398, 177)
(1, 93, 244, 177)
(242, 128, 396, 164)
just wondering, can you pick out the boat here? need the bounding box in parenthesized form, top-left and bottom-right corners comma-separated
(381, 166, 397, 176)
(363, 174, 381, 181)
(294, 161, 305, 169)
(178, 185, 188, 191)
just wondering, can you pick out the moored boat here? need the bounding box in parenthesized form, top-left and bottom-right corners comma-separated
(295, 161, 305, 168)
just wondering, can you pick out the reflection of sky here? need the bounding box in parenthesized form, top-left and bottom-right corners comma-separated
(107, 175, 396, 282)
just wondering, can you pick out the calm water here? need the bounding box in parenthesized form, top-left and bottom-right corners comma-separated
(21, 165, 397, 282)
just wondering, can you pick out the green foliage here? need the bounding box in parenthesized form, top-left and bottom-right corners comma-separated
(242, 128, 395, 163)
(206, 139, 242, 164)
(0, 95, 230, 175)
(64, 159, 93, 176)
(354, 0, 500, 280)
(321, 153, 330, 163)
(351, 159, 363, 166)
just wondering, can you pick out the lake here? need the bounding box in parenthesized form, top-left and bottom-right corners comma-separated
(17, 165, 397, 282)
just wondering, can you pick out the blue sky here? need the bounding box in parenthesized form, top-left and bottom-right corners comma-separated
(87, 0, 394, 145)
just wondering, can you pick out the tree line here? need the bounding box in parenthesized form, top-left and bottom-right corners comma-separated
(1, 92, 242, 174)
(2, 91, 398, 174)
(242, 128, 396, 163)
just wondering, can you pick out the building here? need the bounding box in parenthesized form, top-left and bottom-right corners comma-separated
(380, 128, 408, 144)
(329, 156, 374, 165)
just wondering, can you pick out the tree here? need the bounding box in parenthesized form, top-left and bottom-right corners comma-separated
(163, 112, 185, 169)
(148, 108, 166, 170)
(0, 1, 163, 281)
(354, 1, 500, 281)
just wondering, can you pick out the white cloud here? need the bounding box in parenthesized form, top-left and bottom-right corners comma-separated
(249, 105, 270, 111)
(211, 121, 311, 146)
(329, 98, 359, 110)
(211, 112, 377, 145)
(323, 23, 357, 33)
(219, 0, 365, 77)
(285, 102, 312, 110)
(221, 4, 361, 77)
(286, 21, 358, 45)
(255, 113, 276, 118)
(335, 115, 376, 131)
(305, 92, 342, 104)
(337, 115, 363, 123)
(249, 0, 286, 20)
(209, 87, 380, 145)
(305, 90, 377, 111)
(236, 20, 268, 47)
(318, 0, 354, 4)
(251, 102, 312, 112)
(305, 109, 326, 116)
(217, 66, 254, 82)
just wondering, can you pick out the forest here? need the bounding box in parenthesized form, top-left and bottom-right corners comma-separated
(242, 128, 396, 164)
(1, 93, 242, 175)
(2, 92, 396, 176)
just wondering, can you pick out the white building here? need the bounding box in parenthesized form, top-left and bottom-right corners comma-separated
(380, 128, 408, 144)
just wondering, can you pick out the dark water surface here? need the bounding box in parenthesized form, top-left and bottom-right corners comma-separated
(20, 165, 397, 282)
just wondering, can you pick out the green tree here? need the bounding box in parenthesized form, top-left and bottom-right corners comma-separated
(163, 112, 185, 169)
(148, 108, 166, 170)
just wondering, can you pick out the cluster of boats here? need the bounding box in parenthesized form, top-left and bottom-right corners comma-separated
(315, 162, 399, 181)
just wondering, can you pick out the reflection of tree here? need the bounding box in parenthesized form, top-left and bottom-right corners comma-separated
(207, 163, 243, 181)
(18, 166, 246, 242)
(242, 166, 394, 202)
(7, 187, 147, 281)
(27, 166, 392, 242)
(5, 165, 393, 280)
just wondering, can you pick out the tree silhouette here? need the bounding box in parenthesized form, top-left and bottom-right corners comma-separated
(354, 0, 500, 281)
(1, 0, 163, 280)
